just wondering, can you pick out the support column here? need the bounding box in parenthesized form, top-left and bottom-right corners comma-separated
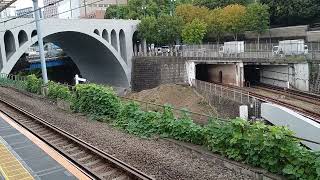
(142, 39, 147, 54)
(33, 0, 48, 84)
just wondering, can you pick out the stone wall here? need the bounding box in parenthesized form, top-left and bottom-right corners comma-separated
(132, 56, 187, 91)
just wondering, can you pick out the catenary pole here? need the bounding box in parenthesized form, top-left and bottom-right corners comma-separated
(32, 0, 48, 84)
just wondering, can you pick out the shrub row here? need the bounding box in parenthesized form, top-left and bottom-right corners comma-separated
(1, 75, 320, 179)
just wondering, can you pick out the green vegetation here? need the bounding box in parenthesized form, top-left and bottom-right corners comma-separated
(47, 81, 72, 101)
(1, 74, 320, 179)
(107, 0, 320, 45)
(182, 19, 207, 44)
(26, 74, 42, 94)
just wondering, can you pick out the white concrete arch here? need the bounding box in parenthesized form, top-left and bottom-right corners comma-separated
(93, 29, 100, 36)
(102, 29, 109, 42)
(4, 30, 16, 60)
(18, 30, 28, 47)
(111, 29, 118, 51)
(119, 29, 127, 62)
(31, 30, 37, 38)
(0, 18, 141, 89)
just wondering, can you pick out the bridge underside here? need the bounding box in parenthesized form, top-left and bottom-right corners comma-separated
(44, 31, 129, 88)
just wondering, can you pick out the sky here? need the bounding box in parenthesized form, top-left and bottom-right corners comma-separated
(13, 0, 44, 9)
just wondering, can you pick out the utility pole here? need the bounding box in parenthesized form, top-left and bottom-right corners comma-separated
(32, 0, 48, 84)
(84, 0, 87, 18)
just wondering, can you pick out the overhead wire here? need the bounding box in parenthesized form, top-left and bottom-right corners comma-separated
(0, 0, 109, 32)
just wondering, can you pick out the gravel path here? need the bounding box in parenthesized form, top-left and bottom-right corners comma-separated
(0, 87, 254, 180)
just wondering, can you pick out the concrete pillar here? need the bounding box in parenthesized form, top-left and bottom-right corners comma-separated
(117, 31, 121, 53)
(236, 62, 244, 87)
(142, 39, 147, 53)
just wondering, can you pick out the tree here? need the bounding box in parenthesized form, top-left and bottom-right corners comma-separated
(182, 19, 207, 44)
(222, 4, 247, 40)
(157, 15, 184, 45)
(176, 4, 209, 24)
(207, 7, 225, 43)
(137, 16, 159, 44)
(245, 3, 269, 48)
(105, 5, 129, 19)
(193, 0, 253, 9)
(260, 0, 320, 26)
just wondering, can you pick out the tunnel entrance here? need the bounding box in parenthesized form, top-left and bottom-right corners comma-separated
(195, 63, 238, 86)
(244, 65, 261, 86)
(195, 64, 210, 82)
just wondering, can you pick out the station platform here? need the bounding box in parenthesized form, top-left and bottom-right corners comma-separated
(0, 113, 79, 180)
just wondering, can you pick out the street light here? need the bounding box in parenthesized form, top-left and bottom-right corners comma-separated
(170, 0, 176, 16)
(141, 6, 146, 17)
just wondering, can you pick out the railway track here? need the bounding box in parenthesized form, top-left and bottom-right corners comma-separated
(247, 90, 320, 122)
(0, 97, 154, 180)
(253, 83, 320, 106)
(214, 82, 320, 122)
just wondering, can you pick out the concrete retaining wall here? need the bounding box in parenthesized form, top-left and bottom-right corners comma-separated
(260, 64, 309, 91)
(131, 56, 187, 91)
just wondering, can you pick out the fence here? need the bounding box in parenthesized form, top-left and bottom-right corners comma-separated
(191, 79, 263, 118)
(134, 41, 320, 61)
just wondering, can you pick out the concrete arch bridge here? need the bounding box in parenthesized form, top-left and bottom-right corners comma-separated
(0, 18, 140, 89)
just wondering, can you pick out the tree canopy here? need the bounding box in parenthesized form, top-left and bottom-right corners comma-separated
(222, 4, 247, 40)
(260, 0, 320, 26)
(182, 19, 207, 44)
(193, 0, 253, 9)
(176, 4, 209, 24)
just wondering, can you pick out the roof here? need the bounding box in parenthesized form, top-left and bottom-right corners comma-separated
(0, 0, 18, 13)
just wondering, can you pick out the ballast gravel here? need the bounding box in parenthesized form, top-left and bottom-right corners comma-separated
(0, 87, 254, 180)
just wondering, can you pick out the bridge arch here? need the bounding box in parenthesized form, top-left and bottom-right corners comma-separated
(119, 29, 127, 62)
(111, 29, 117, 50)
(18, 30, 28, 47)
(4, 30, 130, 88)
(102, 29, 109, 42)
(4, 30, 16, 60)
(93, 29, 100, 36)
(31, 30, 37, 38)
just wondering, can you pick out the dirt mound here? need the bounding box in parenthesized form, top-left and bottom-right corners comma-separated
(126, 84, 217, 117)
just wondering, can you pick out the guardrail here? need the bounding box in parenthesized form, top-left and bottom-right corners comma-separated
(134, 42, 320, 61)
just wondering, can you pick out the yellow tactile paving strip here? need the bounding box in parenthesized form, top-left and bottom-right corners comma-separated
(0, 144, 34, 180)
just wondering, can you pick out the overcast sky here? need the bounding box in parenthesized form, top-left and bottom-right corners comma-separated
(14, 0, 44, 9)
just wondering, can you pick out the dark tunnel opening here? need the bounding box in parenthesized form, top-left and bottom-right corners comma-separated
(244, 65, 261, 86)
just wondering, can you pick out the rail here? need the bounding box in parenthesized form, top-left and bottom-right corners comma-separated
(0, 97, 154, 180)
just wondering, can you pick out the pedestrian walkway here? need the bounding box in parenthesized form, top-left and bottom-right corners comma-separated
(0, 115, 77, 180)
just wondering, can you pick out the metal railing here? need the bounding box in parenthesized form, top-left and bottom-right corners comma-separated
(191, 79, 263, 118)
(134, 41, 320, 61)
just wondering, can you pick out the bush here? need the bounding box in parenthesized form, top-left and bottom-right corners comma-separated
(204, 119, 320, 179)
(47, 81, 72, 101)
(26, 74, 42, 94)
(115, 101, 160, 137)
(72, 84, 121, 119)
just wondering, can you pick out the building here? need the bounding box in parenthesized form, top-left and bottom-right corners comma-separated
(16, 7, 34, 18)
(44, 0, 59, 18)
(0, 6, 16, 18)
(56, 0, 127, 19)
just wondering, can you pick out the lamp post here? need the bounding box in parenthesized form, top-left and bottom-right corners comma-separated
(142, 6, 146, 17)
(170, 0, 176, 16)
